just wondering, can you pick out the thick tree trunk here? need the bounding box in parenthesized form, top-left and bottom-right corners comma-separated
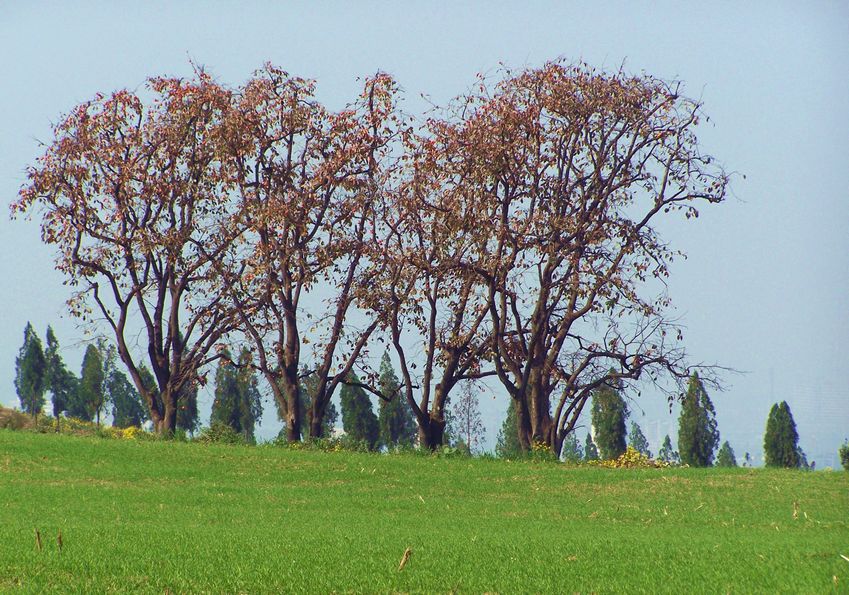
(155, 396, 177, 436)
(418, 415, 446, 450)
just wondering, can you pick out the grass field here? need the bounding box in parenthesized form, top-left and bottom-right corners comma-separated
(0, 430, 846, 593)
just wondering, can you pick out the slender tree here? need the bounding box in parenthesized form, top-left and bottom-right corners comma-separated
(447, 381, 486, 454)
(658, 434, 680, 464)
(377, 352, 416, 448)
(78, 344, 106, 426)
(211, 348, 263, 442)
(176, 382, 201, 436)
(109, 370, 148, 428)
(44, 326, 78, 429)
(339, 372, 380, 449)
(14, 323, 47, 421)
(628, 421, 652, 458)
(715, 440, 738, 468)
(591, 382, 629, 460)
(495, 400, 522, 458)
(763, 401, 800, 468)
(677, 372, 720, 467)
(584, 432, 600, 462)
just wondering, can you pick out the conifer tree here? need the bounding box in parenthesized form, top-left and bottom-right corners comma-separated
(14, 322, 47, 420)
(716, 440, 738, 467)
(658, 434, 680, 464)
(176, 382, 201, 436)
(78, 344, 106, 426)
(591, 381, 628, 460)
(584, 432, 599, 461)
(339, 372, 380, 449)
(211, 349, 263, 442)
(628, 421, 651, 457)
(43, 326, 78, 429)
(561, 432, 583, 463)
(495, 400, 522, 458)
(377, 352, 416, 448)
(448, 381, 486, 454)
(677, 373, 720, 467)
(763, 401, 801, 468)
(109, 369, 148, 428)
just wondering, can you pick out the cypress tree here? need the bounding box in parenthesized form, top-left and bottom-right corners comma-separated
(584, 432, 599, 461)
(628, 421, 651, 457)
(677, 373, 720, 467)
(211, 348, 263, 442)
(591, 381, 628, 460)
(495, 399, 522, 458)
(339, 372, 379, 449)
(109, 369, 148, 428)
(377, 352, 416, 448)
(658, 434, 680, 464)
(78, 344, 106, 426)
(763, 401, 800, 468)
(715, 440, 738, 467)
(176, 382, 201, 436)
(14, 322, 47, 421)
(44, 326, 78, 428)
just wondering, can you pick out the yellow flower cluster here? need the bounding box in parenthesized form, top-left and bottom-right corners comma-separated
(591, 446, 672, 469)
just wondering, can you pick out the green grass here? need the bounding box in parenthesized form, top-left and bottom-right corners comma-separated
(0, 430, 846, 593)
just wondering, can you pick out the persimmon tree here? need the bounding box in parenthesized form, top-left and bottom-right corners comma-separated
(446, 62, 728, 456)
(13, 71, 245, 434)
(214, 66, 400, 441)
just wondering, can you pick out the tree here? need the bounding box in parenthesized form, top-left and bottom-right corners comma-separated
(561, 433, 583, 463)
(211, 348, 263, 442)
(44, 326, 78, 429)
(109, 370, 148, 428)
(658, 435, 680, 464)
(677, 373, 720, 467)
(377, 352, 416, 448)
(715, 440, 738, 467)
(339, 372, 380, 449)
(584, 432, 600, 462)
(628, 421, 651, 458)
(763, 401, 801, 468)
(591, 383, 629, 460)
(495, 400, 522, 458)
(213, 68, 399, 443)
(176, 382, 201, 436)
(14, 323, 47, 421)
(447, 381, 486, 454)
(14, 70, 249, 435)
(432, 62, 728, 457)
(78, 344, 106, 426)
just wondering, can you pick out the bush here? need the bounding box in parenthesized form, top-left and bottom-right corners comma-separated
(839, 441, 849, 471)
(196, 423, 248, 445)
(0, 408, 33, 430)
(589, 446, 676, 469)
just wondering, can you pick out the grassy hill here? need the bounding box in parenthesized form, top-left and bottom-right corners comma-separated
(0, 430, 846, 593)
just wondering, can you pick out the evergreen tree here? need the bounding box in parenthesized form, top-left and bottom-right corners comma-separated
(211, 349, 263, 442)
(176, 382, 201, 436)
(14, 322, 47, 420)
(78, 344, 107, 425)
(658, 434, 680, 464)
(43, 326, 78, 428)
(591, 381, 628, 460)
(628, 421, 652, 457)
(743, 452, 752, 467)
(677, 373, 720, 467)
(561, 432, 583, 463)
(763, 401, 801, 468)
(715, 440, 738, 467)
(276, 367, 338, 439)
(376, 352, 416, 448)
(339, 372, 379, 449)
(447, 381, 486, 453)
(109, 369, 148, 428)
(495, 400, 522, 458)
(584, 432, 600, 461)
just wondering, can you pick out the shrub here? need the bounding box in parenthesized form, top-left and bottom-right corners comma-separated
(0, 408, 33, 430)
(839, 441, 849, 471)
(589, 446, 675, 469)
(196, 423, 248, 445)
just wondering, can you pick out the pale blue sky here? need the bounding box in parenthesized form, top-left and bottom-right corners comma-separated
(1, 2, 847, 463)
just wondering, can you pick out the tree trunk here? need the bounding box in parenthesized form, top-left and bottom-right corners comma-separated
(156, 397, 177, 436)
(418, 415, 446, 450)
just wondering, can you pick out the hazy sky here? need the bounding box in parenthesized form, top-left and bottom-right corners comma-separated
(1, 2, 846, 463)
